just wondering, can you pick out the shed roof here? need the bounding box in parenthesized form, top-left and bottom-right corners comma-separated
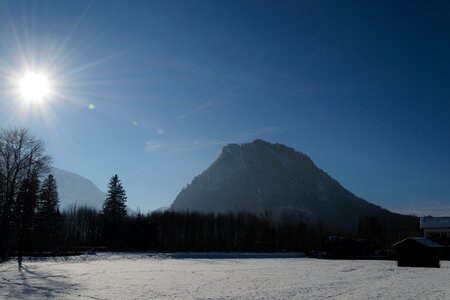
(392, 237, 442, 248)
(420, 216, 450, 229)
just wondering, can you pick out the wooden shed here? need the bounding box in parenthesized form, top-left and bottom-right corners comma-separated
(392, 237, 442, 268)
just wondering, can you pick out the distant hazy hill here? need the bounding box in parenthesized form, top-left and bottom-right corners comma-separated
(50, 168, 106, 211)
(171, 140, 412, 230)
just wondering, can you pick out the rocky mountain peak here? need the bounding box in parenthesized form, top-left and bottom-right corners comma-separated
(171, 140, 405, 230)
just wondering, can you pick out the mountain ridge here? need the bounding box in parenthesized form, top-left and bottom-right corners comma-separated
(171, 139, 408, 230)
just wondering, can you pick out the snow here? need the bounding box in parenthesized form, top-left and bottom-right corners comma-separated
(1, 254, 449, 299)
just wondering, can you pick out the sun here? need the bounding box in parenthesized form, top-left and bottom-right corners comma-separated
(18, 72, 51, 102)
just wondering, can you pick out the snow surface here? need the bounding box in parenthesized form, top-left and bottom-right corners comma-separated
(1, 254, 449, 299)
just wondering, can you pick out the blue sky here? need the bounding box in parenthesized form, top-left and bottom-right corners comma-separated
(0, 0, 449, 215)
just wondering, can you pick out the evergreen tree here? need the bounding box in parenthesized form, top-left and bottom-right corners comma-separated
(102, 175, 127, 248)
(15, 172, 40, 266)
(35, 174, 62, 251)
(102, 174, 127, 221)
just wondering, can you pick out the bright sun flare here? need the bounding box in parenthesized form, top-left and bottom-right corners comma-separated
(18, 72, 51, 102)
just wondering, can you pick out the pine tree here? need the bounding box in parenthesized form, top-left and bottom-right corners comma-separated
(36, 174, 62, 251)
(102, 175, 127, 248)
(102, 174, 127, 221)
(15, 172, 40, 266)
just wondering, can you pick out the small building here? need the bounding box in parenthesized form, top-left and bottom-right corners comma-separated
(392, 237, 441, 268)
(420, 216, 450, 245)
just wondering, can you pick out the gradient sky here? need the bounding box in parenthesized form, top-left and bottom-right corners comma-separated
(0, 0, 449, 215)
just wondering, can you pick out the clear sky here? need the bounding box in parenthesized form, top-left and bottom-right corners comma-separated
(1, 0, 449, 216)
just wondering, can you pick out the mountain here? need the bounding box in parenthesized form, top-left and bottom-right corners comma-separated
(50, 168, 106, 211)
(171, 140, 410, 230)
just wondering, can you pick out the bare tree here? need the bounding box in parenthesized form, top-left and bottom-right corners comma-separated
(0, 128, 51, 261)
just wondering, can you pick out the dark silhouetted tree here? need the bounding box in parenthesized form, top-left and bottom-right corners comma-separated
(35, 174, 62, 251)
(103, 174, 127, 220)
(15, 171, 40, 267)
(102, 175, 127, 248)
(0, 128, 51, 261)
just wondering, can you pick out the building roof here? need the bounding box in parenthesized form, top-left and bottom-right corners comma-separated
(420, 216, 450, 229)
(392, 237, 442, 248)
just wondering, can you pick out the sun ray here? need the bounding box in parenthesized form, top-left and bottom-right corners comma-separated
(48, 1, 94, 69)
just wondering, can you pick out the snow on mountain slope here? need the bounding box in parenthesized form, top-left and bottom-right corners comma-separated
(50, 168, 105, 211)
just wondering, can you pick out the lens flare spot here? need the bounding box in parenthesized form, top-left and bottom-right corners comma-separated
(88, 103, 95, 110)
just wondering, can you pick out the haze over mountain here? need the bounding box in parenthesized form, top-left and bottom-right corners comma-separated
(172, 140, 412, 230)
(50, 168, 106, 211)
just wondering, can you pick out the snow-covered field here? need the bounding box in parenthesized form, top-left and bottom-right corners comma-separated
(1, 253, 449, 299)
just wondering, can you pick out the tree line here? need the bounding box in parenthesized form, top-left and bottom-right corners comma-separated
(59, 206, 417, 254)
(61, 207, 324, 253)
